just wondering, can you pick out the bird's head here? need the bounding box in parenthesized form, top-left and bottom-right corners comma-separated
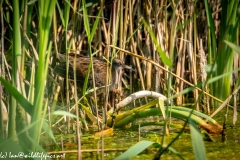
(112, 58, 132, 71)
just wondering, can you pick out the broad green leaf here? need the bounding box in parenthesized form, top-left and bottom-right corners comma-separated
(167, 147, 184, 160)
(224, 40, 240, 55)
(0, 77, 33, 115)
(56, 1, 66, 28)
(114, 140, 159, 160)
(158, 98, 165, 119)
(172, 106, 219, 126)
(90, 7, 102, 42)
(80, 104, 99, 123)
(42, 120, 60, 150)
(53, 110, 78, 119)
(142, 19, 172, 67)
(82, 0, 90, 39)
(0, 137, 24, 154)
(189, 118, 206, 160)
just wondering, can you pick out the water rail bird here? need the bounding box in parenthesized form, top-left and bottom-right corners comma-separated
(54, 53, 131, 95)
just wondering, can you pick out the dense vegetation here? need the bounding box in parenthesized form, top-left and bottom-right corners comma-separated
(0, 0, 239, 159)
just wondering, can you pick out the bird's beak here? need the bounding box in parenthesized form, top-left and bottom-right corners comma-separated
(122, 64, 134, 71)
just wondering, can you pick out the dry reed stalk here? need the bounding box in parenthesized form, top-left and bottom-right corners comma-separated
(187, 1, 199, 110)
(129, 1, 146, 93)
(175, 5, 185, 105)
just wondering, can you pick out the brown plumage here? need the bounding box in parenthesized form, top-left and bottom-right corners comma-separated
(53, 54, 131, 95)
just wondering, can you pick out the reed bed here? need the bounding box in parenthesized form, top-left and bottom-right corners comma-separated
(0, 0, 239, 159)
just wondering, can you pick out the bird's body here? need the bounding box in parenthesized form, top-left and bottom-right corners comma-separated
(54, 54, 129, 95)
